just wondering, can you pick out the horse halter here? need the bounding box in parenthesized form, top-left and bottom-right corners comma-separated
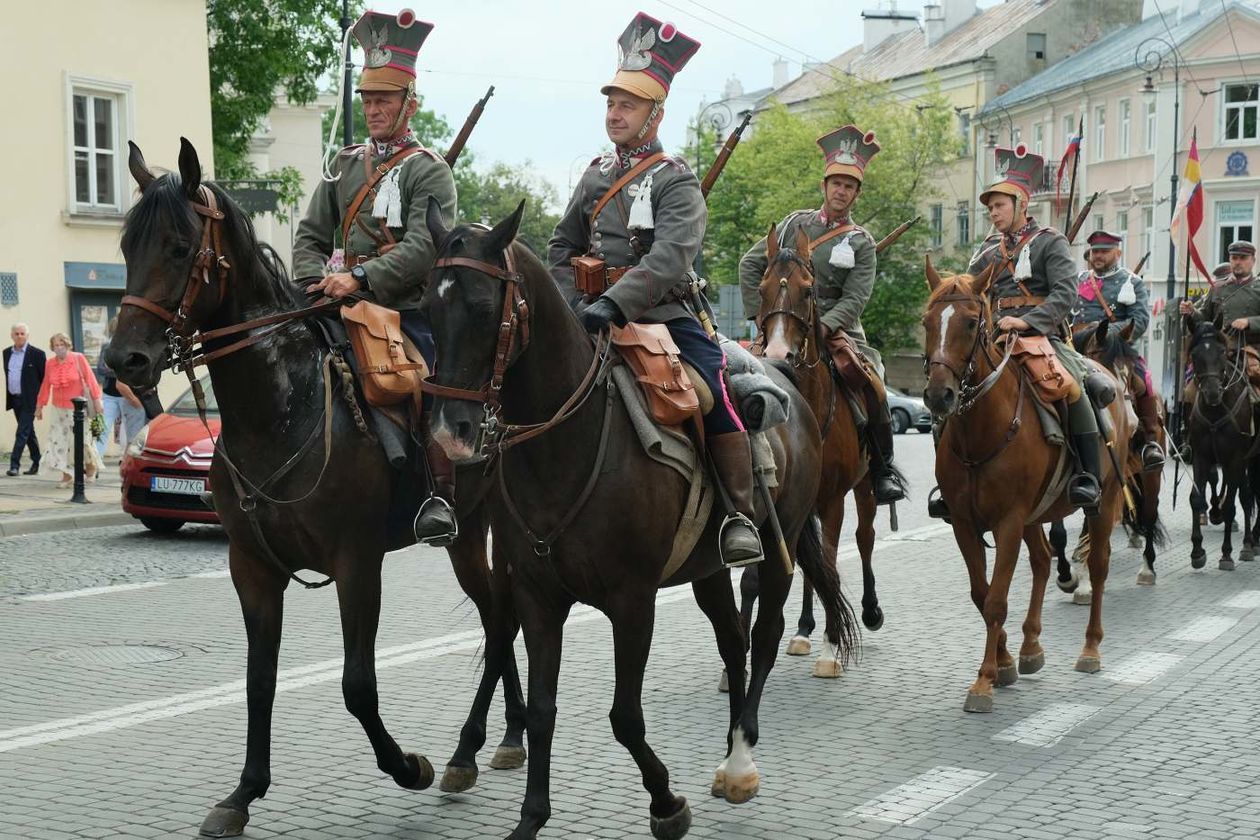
(924, 292, 1013, 415)
(754, 253, 820, 366)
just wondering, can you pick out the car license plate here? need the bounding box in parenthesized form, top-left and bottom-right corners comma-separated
(150, 476, 206, 496)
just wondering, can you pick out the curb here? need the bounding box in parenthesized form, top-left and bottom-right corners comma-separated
(0, 507, 135, 538)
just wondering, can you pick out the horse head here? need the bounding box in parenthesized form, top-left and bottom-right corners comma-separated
(756, 224, 818, 363)
(921, 253, 996, 417)
(421, 197, 527, 463)
(1189, 318, 1231, 407)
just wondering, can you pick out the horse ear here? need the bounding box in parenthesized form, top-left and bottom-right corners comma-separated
(925, 251, 942, 291)
(426, 196, 450, 249)
(972, 262, 996, 297)
(765, 223, 779, 263)
(177, 136, 202, 197)
(1120, 320, 1135, 342)
(128, 141, 156, 193)
(486, 199, 525, 252)
(1095, 319, 1109, 344)
(794, 226, 811, 259)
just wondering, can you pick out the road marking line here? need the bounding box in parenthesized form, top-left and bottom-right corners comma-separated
(1219, 590, 1260, 609)
(0, 580, 703, 753)
(849, 766, 993, 825)
(1102, 652, 1182, 685)
(991, 703, 1100, 748)
(20, 581, 167, 602)
(1168, 615, 1239, 643)
(188, 569, 231, 579)
(876, 523, 953, 544)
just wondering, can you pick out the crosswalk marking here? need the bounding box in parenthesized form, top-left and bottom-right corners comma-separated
(850, 766, 993, 825)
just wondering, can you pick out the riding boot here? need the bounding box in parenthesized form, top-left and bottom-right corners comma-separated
(927, 422, 951, 520)
(1066, 393, 1102, 513)
(708, 431, 764, 567)
(414, 437, 459, 547)
(1135, 391, 1165, 470)
(866, 400, 906, 505)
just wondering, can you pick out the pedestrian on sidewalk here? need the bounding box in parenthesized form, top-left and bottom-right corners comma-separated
(94, 317, 146, 459)
(35, 332, 104, 489)
(4, 323, 45, 476)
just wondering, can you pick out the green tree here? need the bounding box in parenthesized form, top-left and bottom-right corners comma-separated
(454, 161, 561, 255)
(695, 74, 958, 352)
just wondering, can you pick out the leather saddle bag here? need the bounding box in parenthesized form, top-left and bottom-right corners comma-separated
(1008, 334, 1075, 403)
(610, 322, 699, 427)
(825, 330, 873, 395)
(341, 300, 427, 407)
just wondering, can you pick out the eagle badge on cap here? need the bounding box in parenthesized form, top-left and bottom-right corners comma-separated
(994, 157, 1010, 181)
(364, 23, 392, 68)
(834, 138, 858, 165)
(618, 24, 656, 71)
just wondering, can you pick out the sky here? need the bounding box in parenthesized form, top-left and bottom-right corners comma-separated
(342, 0, 1005, 201)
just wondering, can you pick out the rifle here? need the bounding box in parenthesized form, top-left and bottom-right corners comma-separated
(1065, 191, 1099, 245)
(875, 216, 920, 255)
(1132, 250, 1151, 275)
(444, 85, 495, 168)
(700, 112, 752, 198)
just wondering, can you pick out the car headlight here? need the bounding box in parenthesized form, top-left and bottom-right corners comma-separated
(125, 423, 151, 458)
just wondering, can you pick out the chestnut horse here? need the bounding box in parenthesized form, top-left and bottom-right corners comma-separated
(107, 140, 525, 838)
(922, 256, 1131, 713)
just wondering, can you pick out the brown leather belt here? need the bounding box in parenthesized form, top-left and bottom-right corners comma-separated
(343, 251, 374, 268)
(996, 295, 1045, 310)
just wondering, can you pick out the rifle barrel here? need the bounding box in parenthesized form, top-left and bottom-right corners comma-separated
(444, 85, 495, 168)
(875, 216, 921, 254)
(700, 112, 752, 198)
(1065, 191, 1099, 244)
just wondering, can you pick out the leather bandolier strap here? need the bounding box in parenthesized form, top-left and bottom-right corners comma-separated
(341, 146, 420, 261)
(589, 152, 667, 228)
(808, 223, 856, 251)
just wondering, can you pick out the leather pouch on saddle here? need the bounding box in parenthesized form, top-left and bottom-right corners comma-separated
(341, 300, 427, 408)
(610, 323, 699, 427)
(826, 330, 874, 396)
(1006, 334, 1079, 404)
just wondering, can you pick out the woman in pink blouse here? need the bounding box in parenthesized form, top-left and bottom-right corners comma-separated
(35, 332, 105, 487)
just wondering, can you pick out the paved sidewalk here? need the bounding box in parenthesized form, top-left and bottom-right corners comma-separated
(0, 455, 131, 537)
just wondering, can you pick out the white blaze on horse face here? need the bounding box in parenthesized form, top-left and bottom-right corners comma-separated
(937, 304, 956, 358)
(761, 277, 793, 360)
(437, 277, 455, 300)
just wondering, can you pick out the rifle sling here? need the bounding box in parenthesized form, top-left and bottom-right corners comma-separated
(590, 152, 667, 229)
(809, 223, 856, 251)
(341, 146, 420, 249)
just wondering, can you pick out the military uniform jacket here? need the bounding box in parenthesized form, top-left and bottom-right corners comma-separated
(968, 221, 1076, 337)
(1073, 266, 1150, 340)
(548, 140, 705, 323)
(738, 209, 876, 345)
(292, 139, 457, 311)
(1188, 274, 1260, 338)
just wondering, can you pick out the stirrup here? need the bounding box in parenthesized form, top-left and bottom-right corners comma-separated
(414, 495, 458, 547)
(718, 512, 763, 568)
(1141, 442, 1165, 471)
(1068, 475, 1101, 514)
(926, 486, 951, 521)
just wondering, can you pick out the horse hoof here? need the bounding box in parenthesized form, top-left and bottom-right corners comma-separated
(1241, 548, 1255, 562)
(718, 669, 729, 693)
(963, 691, 993, 713)
(785, 636, 811, 656)
(1136, 569, 1156, 585)
(811, 657, 842, 679)
(1018, 652, 1045, 674)
(489, 744, 526, 770)
(862, 607, 885, 631)
(1220, 557, 1236, 571)
(723, 772, 760, 804)
(996, 664, 1018, 687)
(1191, 551, 1207, 569)
(1074, 656, 1101, 674)
(1128, 532, 1143, 549)
(1056, 576, 1079, 594)
(398, 753, 435, 790)
(1210, 508, 1224, 525)
(199, 806, 248, 838)
(1072, 589, 1093, 606)
(650, 798, 692, 840)
(439, 764, 479, 793)
(709, 770, 726, 798)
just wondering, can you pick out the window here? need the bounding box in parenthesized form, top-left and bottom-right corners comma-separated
(956, 201, 970, 247)
(1033, 122, 1044, 155)
(1145, 100, 1157, 153)
(1027, 32, 1046, 61)
(930, 203, 944, 249)
(1216, 199, 1255, 263)
(1119, 99, 1131, 156)
(1093, 213, 1104, 233)
(1093, 105, 1106, 161)
(1116, 210, 1129, 238)
(1142, 205, 1154, 256)
(67, 78, 131, 214)
(958, 112, 971, 156)
(1223, 83, 1259, 142)
(1012, 126, 1022, 146)
(1062, 113, 1075, 151)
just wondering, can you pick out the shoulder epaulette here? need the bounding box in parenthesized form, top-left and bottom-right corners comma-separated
(413, 145, 443, 163)
(661, 153, 691, 173)
(337, 143, 367, 158)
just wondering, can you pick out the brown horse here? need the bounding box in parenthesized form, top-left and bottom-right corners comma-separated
(751, 225, 885, 664)
(921, 256, 1132, 713)
(106, 139, 525, 838)
(420, 200, 854, 839)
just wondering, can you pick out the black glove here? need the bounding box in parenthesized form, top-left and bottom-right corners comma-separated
(579, 297, 627, 333)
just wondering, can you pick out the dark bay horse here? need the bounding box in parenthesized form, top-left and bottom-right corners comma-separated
(922, 256, 1131, 713)
(420, 201, 853, 839)
(1183, 320, 1260, 570)
(752, 224, 885, 665)
(107, 139, 525, 838)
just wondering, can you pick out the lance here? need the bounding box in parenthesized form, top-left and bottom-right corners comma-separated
(700, 112, 752, 198)
(1061, 116, 1083, 231)
(1065, 191, 1100, 245)
(444, 85, 495, 168)
(875, 216, 921, 255)
(1132, 250, 1151, 275)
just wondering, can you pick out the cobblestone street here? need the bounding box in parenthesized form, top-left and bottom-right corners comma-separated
(3, 433, 1259, 839)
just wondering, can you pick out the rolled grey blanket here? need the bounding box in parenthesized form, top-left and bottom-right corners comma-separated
(720, 336, 790, 433)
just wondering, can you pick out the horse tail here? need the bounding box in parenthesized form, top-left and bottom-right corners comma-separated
(793, 513, 860, 665)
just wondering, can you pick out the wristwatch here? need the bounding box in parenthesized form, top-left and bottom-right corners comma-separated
(350, 264, 370, 291)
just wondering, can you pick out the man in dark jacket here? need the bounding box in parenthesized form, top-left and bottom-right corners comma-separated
(4, 323, 45, 475)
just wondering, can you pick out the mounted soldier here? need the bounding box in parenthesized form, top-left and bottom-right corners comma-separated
(1180, 240, 1260, 395)
(1073, 229, 1164, 469)
(291, 8, 460, 547)
(547, 12, 764, 567)
(737, 126, 906, 505)
(928, 145, 1107, 520)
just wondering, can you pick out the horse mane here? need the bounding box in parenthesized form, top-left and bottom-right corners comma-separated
(926, 273, 979, 305)
(771, 247, 809, 274)
(1190, 321, 1222, 349)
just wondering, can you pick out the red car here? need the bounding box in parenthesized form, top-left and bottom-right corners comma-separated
(120, 377, 220, 532)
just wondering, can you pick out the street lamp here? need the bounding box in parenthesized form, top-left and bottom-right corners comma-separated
(340, 0, 354, 147)
(692, 100, 732, 276)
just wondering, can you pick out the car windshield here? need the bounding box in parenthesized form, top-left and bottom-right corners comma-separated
(168, 378, 220, 417)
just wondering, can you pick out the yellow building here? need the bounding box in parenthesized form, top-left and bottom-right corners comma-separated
(0, 0, 213, 452)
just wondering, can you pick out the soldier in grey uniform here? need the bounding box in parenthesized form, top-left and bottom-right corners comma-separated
(1073, 229, 1163, 469)
(291, 8, 460, 547)
(548, 13, 763, 567)
(1180, 240, 1260, 391)
(737, 125, 905, 504)
(928, 145, 1105, 519)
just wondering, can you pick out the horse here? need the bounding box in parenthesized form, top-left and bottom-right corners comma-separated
(921, 255, 1132, 713)
(1182, 319, 1260, 570)
(106, 139, 526, 838)
(1048, 319, 1169, 600)
(751, 224, 886, 663)
(419, 199, 855, 839)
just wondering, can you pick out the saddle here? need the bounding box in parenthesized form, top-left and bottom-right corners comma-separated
(824, 329, 880, 428)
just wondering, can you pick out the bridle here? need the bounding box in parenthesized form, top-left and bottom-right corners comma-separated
(924, 291, 1016, 416)
(753, 252, 822, 368)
